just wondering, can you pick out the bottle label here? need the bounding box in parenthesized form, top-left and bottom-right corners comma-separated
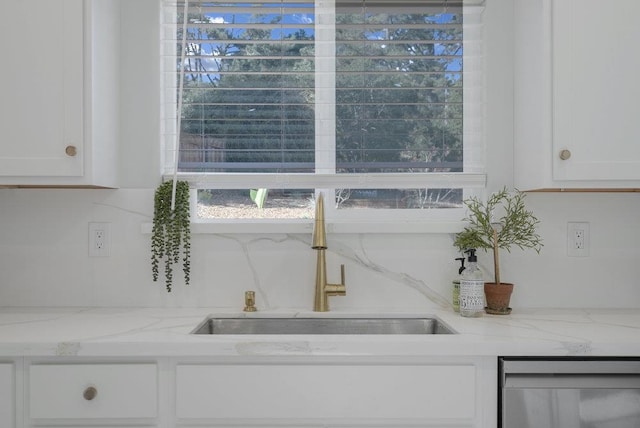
(452, 281, 460, 312)
(459, 279, 484, 312)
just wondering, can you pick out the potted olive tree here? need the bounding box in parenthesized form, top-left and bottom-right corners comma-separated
(454, 187, 542, 314)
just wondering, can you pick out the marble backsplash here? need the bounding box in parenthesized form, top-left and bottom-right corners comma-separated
(0, 188, 639, 309)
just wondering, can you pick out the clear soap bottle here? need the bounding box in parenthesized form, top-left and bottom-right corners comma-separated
(459, 249, 484, 317)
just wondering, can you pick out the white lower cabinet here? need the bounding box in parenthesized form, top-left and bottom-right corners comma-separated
(28, 363, 157, 425)
(9, 356, 495, 428)
(175, 359, 493, 427)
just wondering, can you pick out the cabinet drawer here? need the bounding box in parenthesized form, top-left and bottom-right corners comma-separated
(177, 364, 475, 420)
(29, 364, 157, 420)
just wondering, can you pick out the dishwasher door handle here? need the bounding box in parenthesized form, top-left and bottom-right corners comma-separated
(501, 359, 640, 374)
(504, 374, 640, 389)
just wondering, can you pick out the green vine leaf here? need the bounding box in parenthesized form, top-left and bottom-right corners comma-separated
(151, 180, 191, 292)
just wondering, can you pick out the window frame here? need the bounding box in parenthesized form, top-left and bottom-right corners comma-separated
(161, 0, 487, 230)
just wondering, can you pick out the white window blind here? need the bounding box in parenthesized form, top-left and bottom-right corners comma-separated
(165, 0, 315, 173)
(335, 0, 464, 174)
(161, 0, 485, 218)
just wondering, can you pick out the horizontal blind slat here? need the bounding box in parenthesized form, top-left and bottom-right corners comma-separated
(180, 22, 315, 30)
(175, 54, 459, 60)
(165, 172, 486, 189)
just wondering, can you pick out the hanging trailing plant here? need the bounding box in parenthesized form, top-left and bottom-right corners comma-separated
(151, 180, 191, 292)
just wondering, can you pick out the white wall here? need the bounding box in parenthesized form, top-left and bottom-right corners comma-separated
(0, 0, 638, 310)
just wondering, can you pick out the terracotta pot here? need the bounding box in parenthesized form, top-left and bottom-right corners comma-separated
(484, 282, 514, 315)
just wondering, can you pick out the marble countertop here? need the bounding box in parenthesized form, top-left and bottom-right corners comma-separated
(0, 307, 638, 358)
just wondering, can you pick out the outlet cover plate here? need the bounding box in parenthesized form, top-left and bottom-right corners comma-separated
(567, 221, 589, 257)
(89, 222, 111, 257)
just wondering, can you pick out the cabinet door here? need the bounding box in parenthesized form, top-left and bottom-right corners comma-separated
(0, 364, 14, 428)
(552, 0, 640, 181)
(0, 0, 83, 177)
(176, 364, 476, 422)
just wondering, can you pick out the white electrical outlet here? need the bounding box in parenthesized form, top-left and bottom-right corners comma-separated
(89, 222, 111, 257)
(567, 221, 589, 257)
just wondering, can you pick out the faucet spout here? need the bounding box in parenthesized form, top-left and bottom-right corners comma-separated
(312, 193, 346, 312)
(312, 192, 327, 250)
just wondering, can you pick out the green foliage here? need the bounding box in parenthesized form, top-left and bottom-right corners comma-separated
(151, 181, 191, 292)
(454, 188, 542, 283)
(250, 188, 268, 209)
(198, 189, 214, 205)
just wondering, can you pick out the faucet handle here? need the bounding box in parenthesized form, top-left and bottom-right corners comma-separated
(326, 264, 346, 297)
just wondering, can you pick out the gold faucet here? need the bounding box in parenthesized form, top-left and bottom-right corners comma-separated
(312, 192, 346, 311)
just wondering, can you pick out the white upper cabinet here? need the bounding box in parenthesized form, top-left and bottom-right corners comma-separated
(0, 0, 83, 179)
(514, 0, 640, 190)
(0, 0, 119, 187)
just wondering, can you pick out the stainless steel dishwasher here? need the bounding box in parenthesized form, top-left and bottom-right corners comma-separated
(500, 357, 640, 428)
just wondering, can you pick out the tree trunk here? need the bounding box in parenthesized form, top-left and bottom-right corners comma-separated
(493, 228, 500, 285)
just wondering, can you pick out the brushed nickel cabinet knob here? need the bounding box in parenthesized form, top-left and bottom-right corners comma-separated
(65, 145, 77, 157)
(83, 386, 97, 401)
(559, 149, 571, 160)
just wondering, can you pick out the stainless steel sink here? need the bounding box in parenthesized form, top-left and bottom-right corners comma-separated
(191, 317, 456, 335)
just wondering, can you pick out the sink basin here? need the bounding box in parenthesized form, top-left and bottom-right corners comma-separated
(191, 317, 456, 335)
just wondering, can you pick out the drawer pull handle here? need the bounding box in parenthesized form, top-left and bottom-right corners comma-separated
(559, 149, 571, 160)
(83, 386, 97, 401)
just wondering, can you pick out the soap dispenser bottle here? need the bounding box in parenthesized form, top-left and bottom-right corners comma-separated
(452, 257, 466, 312)
(459, 249, 484, 318)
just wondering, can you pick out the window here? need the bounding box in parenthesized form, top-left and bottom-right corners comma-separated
(161, 0, 485, 224)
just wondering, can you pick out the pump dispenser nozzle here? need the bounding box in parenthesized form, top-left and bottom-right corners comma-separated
(464, 249, 477, 262)
(455, 257, 466, 274)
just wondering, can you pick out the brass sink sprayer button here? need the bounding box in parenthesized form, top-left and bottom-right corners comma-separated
(312, 192, 346, 311)
(244, 291, 257, 312)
